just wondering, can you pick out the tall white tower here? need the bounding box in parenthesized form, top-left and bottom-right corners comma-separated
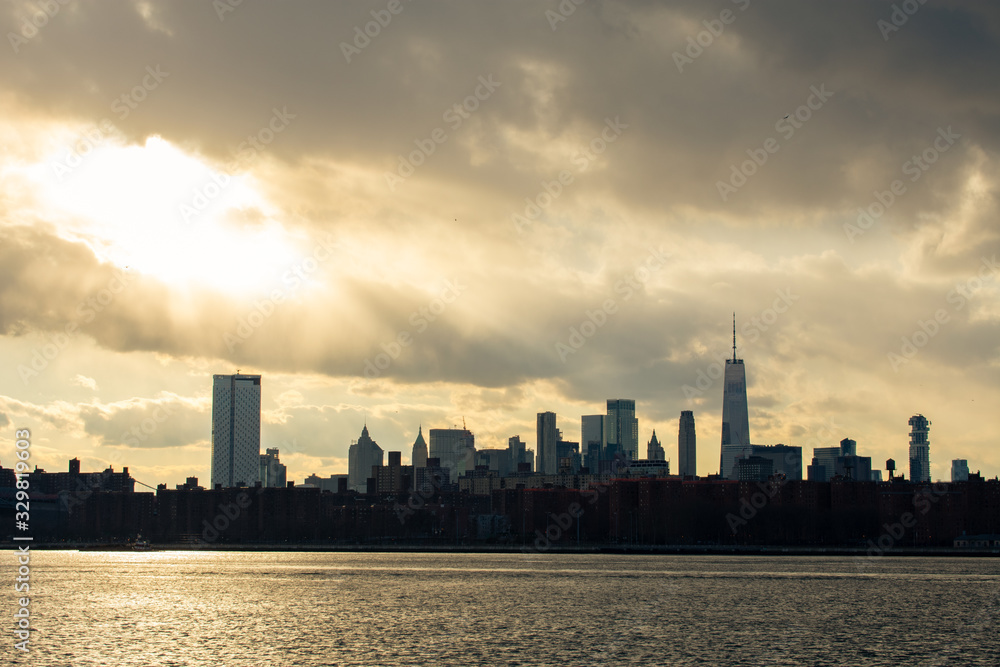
(211, 374, 261, 488)
(720, 315, 750, 479)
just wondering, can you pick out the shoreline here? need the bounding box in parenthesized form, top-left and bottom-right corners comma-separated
(17, 542, 1000, 557)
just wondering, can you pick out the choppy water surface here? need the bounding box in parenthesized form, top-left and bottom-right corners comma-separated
(5, 552, 999, 666)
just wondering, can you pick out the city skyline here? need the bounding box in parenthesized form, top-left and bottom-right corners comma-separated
(4, 3, 999, 665)
(2, 2, 998, 490)
(196, 363, 969, 488)
(5, 335, 991, 489)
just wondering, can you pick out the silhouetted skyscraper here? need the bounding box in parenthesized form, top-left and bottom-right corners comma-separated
(557, 439, 581, 473)
(909, 414, 931, 482)
(581, 415, 605, 469)
(411, 426, 428, 468)
(720, 316, 750, 480)
(348, 424, 383, 492)
(951, 459, 969, 482)
(750, 444, 803, 480)
(537, 412, 558, 474)
(211, 373, 261, 488)
(508, 435, 531, 472)
(678, 411, 696, 477)
(647, 430, 665, 461)
(606, 399, 638, 461)
(429, 427, 475, 481)
(259, 448, 286, 488)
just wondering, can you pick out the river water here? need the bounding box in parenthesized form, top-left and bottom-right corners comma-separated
(5, 551, 998, 666)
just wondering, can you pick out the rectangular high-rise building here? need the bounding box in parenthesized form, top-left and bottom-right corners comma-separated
(951, 459, 970, 482)
(536, 412, 558, 475)
(606, 399, 638, 461)
(720, 317, 750, 480)
(211, 374, 261, 488)
(809, 446, 840, 482)
(810, 438, 871, 482)
(428, 428, 475, 481)
(909, 414, 931, 483)
(678, 411, 696, 477)
(508, 436, 532, 472)
(750, 444, 802, 480)
(581, 415, 605, 469)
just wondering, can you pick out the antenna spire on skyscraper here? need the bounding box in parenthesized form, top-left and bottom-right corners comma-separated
(732, 312, 737, 362)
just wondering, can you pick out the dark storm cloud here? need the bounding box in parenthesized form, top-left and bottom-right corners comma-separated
(0, 0, 998, 421)
(2, 0, 997, 226)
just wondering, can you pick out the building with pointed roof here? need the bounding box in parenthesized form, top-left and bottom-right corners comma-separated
(347, 424, 384, 492)
(412, 426, 428, 468)
(647, 430, 665, 461)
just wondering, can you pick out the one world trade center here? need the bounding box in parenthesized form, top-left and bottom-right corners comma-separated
(720, 315, 750, 479)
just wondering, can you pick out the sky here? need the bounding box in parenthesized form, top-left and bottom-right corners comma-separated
(1, 0, 998, 488)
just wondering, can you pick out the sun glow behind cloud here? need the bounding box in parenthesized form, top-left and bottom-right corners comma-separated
(25, 135, 298, 295)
